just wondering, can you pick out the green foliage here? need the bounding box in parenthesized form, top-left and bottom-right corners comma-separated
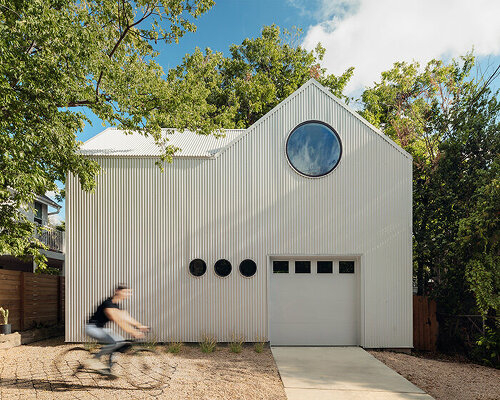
(55, 221, 66, 232)
(199, 334, 216, 353)
(0, 0, 215, 269)
(254, 341, 265, 353)
(84, 339, 100, 354)
(229, 335, 244, 353)
(166, 341, 183, 354)
(475, 327, 500, 366)
(0, 307, 9, 324)
(465, 256, 500, 318)
(168, 25, 354, 128)
(459, 162, 500, 319)
(361, 54, 475, 165)
(140, 335, 158, 350)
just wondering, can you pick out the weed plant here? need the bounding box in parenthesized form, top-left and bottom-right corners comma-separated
(254, 340, 266, 353)
(229, 335, 244, 353)
(167, 341, 183, 354)
(199, 335, 217, 353)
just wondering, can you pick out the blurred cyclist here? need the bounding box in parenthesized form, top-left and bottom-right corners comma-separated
(84, 284, 149, 372)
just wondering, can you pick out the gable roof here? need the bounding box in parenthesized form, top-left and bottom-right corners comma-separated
(80, 128, 246, 158)
(80, 79, 411, 160)
(213, 79, 412, 160)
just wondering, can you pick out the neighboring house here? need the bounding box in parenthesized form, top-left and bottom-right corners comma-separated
(66, 79, 412, 348)
(0, 194, 65, 274)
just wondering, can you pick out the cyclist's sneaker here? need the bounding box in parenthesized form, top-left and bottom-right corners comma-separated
(82, 358, 108, 371)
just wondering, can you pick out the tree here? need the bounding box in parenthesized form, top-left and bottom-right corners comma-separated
(360, 54, 477, 295)
(436, 83, 500, 363)
(0, 0, 215, 269)
(167, 25, 354, 128)
(361, 55, 500, 363)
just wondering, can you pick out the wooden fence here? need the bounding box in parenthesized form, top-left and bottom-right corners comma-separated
(413, 295, 438, 351)
(0, 270, 64, 331)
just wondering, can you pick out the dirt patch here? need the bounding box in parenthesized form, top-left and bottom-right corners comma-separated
(0, 337, 286, 399)
(164, 344, 286, 399)
(369, 350, 500, 400)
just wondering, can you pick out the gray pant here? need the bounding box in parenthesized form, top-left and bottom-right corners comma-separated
(85, 323, 126, 363)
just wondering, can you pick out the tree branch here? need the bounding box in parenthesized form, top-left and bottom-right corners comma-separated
(95, 6, 153, 99)
(67, 100, 95, 107)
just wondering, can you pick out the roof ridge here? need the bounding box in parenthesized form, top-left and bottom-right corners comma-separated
(307, 80, 412, 159)
(213, 78, 411, 160)
(213, 79, 317, 159)
(82, 127, 114, 146)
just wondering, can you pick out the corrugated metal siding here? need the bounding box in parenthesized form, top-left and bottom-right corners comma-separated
(80, 128, 245, 157)
(67, 80, 412, 347)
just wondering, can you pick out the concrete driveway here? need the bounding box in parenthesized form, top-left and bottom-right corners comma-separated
(272, 347, 434, 399)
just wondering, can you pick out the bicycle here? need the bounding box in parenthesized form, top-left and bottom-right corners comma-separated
(54, 338, 172, 390)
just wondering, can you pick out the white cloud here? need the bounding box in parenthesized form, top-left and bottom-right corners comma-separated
(301, 0, 500, 94)
(288, 0, 360, 20)
(45, 191, 58, 200)
(48, 213, 62, 226)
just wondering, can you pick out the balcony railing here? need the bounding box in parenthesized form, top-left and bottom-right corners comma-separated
(37, 227, 65, 253)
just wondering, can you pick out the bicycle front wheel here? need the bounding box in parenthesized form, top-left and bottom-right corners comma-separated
(115, 347, 170, 389)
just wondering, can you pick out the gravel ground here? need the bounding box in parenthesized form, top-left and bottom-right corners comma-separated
(369, 350, 500, 400)
(0, 337, 286, 400)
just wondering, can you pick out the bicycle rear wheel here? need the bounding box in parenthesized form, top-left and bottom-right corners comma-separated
(115, 347, 169, 389)
(53, 346, 97, 388)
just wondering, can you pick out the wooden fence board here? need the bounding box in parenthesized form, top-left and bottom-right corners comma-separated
(413, 295, 438, 351)
(0, 270, 64, 331)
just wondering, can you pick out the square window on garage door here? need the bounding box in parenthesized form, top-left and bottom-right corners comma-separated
(317, 261, 333, 273)
(295, 261, 311, 273)
(339, 261, 355, 273)
(273, 261, 289, 273)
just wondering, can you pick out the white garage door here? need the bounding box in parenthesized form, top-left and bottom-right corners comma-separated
(269, 258, 359, 346)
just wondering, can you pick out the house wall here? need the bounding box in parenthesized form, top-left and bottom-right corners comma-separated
(66, 83, 412, 347)
(22, 202, 48, 225)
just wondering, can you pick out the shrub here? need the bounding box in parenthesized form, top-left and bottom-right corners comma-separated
(84, 339, 100, 353)
(167, 341, 183, 354)
(229, 335, 244, 353)
(254, 341, 265, 353)
(0, 307, 9, 325)
(475, 326, 500, 367)
(199, 334, 217, 353)
(140, 335, 158, 350)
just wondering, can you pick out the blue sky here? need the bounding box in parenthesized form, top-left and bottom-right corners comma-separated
(52, 0, 500, 221)
(77, 0, 316, 143)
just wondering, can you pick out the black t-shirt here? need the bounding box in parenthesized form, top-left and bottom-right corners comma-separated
(88, 297, 120, 327)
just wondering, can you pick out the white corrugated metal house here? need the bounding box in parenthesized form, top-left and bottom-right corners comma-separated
(67, 79, 413, 348)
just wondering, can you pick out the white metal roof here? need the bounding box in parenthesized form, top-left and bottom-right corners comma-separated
(80, 128, 246, 158)
(80, 80, 410, 160)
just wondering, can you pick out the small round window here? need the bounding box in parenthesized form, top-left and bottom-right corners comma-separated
(214, 259, 232, 277)
(189, 259, 207, 277)
(239, 259, 257, 277)
(286, 121, 342, 177)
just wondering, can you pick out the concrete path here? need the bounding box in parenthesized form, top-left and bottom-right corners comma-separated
(272, 347, 434, 400)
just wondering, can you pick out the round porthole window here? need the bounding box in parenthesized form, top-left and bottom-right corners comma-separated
(286, 121, 342, 177)
(189, 259, 207, 277)
(239, 259, 257, 277)
(214, 259, 232, 277)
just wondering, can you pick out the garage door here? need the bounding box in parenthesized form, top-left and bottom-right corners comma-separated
(269, 258, 359, 345)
